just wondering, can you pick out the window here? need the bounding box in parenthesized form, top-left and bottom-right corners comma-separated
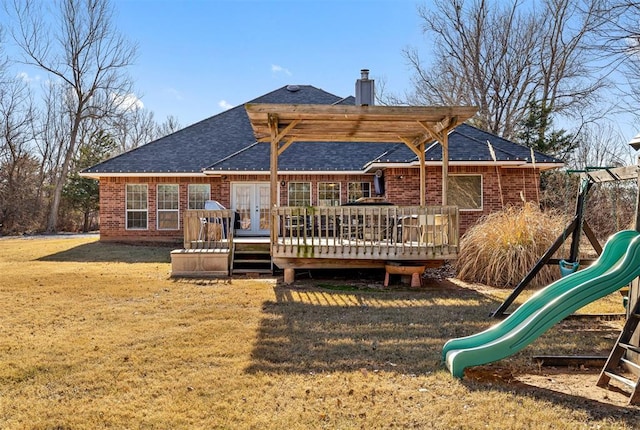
(188, 184, 210, 209)
(288, 182, 311, 206)
(448, 175, 482, 210)
(157, 184, 180, 229)
(347, 182, 371, 202)
(126, 184, 148, 229)
(318, 182, 341, 206)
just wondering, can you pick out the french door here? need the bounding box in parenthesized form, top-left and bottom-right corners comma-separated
(231, 183, 271, 236)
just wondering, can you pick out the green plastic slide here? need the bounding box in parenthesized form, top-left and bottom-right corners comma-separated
(443, 229, 640, 378)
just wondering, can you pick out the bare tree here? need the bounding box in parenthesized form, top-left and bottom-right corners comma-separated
(155, 115, 181, 139)
(0, 71, 39, 233)
(7, 0, 137, 231)
(407, 0, 610, 140)
(109, 107, 157, 153)
(107, 108, 181, 153)
(570, 122, 634, 168)
(593, 2, 640, 118)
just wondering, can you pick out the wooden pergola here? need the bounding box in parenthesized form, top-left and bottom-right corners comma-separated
(245, 103, 478, 216)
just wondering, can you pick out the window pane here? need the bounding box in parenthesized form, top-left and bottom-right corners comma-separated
(348, 182, 371, 202)
(188, 184, 210, 209)
(448, 175, 482, 210)
(126, 211, 147, 229)
(158, 184, 179, 210)
(157, 211, 179, 230)
(288, 182, 311, 206)
(126, 184, 147, 210)
(318, 182, 340, 206)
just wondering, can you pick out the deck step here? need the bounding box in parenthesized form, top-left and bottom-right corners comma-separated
(232, 268, 273, 275)
(232, 239, 272, 275)
(234, 259, 270, 264)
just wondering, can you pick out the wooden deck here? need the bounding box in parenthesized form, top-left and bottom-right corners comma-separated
(274, 206, 456, 252)
(177, 206, 459, 281)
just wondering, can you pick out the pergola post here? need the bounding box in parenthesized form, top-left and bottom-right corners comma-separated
(268, 114, 279, 245)
(417, 118, 455, 207)
(418, 141, 426, 207)
(441, 132, 449, 206)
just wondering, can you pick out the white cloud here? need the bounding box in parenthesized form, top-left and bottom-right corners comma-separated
(16, 71, 40, 84)
(111, 92, 144, 112)
(271, 64, 292, 76)
(218, 100, 234, 110)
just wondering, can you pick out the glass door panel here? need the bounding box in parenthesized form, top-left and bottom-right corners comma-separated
(232, 183, 270, 236)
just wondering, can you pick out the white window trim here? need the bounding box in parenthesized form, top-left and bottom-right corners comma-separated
(188, 184, 211, 210)
(125, 184, 148, 230)
(287, 182, 312, 207)
(347, 181, 372, 202)
(449, 174, 483, 212)
(317, 182, 342, 206)
(157, 184, 180, 230)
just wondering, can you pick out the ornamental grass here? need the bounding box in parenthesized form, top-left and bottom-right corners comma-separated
(455, 203, 567, 288)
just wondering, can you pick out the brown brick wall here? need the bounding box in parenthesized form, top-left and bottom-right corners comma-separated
(384, 166, 541, 234)
(98, 167, 541, 243)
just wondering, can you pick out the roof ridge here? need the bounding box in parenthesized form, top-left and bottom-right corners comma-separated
(246, 85, 301, 103)
(248, 84, 343, 104)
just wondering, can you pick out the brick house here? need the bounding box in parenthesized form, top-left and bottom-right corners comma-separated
(82, 73, 562, 279)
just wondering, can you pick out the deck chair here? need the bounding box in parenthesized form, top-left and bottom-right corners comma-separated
(422, 214, 448, 245)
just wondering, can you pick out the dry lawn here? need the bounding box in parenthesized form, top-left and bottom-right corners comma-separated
(0, 235, 638, 429)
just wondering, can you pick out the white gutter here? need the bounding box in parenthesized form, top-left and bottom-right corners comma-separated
(364, 161, 564, 172)
(80, 162, 565, 180)
(201, 169, 369, 175)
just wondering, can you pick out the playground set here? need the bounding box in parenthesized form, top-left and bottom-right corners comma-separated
(443, 161, 640, 405)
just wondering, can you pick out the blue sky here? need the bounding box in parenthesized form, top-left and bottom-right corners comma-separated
(4, 0, 637, 144)
(114, 0, 425, 127)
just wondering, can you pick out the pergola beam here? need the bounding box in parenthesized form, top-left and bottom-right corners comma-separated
(247, 103, 477, 211)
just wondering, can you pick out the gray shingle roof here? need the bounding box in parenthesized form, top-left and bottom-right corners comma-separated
(83, 85, 562, 175)
(83, 85, 346, 174)
(371, 124, 561, 165)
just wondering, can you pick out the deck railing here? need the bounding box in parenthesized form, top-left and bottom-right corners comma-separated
(183, 206, 459, 261)
(184, 209, 235, 250)
(272, 205, 459, 260)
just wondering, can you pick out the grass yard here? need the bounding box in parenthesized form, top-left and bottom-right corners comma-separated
(0, 236, 638, 429)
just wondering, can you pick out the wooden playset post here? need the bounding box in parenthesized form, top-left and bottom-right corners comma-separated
(630, 155, 640, 360)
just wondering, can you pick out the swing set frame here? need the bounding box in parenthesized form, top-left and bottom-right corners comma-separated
(490, 165, 638, 318)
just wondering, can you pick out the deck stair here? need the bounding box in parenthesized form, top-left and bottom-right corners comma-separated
(597, 298, 640, 405)
(232, 240, 272, 275)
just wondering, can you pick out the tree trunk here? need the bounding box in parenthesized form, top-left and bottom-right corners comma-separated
(46, 115, 81, 233)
